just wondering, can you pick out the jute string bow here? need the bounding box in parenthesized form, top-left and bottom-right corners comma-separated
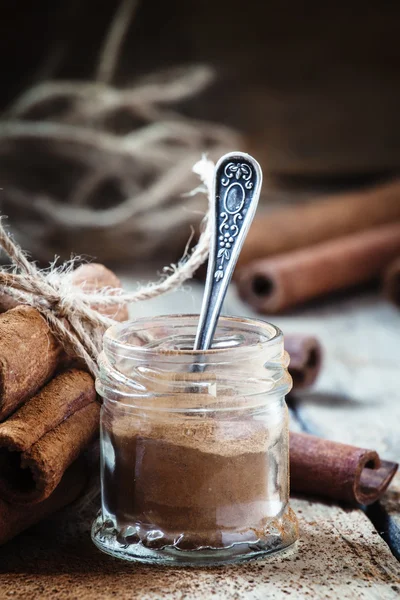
(0, 158, 214, 378)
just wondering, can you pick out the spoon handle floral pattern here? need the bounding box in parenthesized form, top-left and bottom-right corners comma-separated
(194, 152, 262, 351)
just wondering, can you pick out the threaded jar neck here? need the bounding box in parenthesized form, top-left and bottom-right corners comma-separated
(96, 315, 292, 411)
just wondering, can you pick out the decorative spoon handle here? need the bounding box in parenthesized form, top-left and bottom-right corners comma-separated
(193, 151, 262, 351)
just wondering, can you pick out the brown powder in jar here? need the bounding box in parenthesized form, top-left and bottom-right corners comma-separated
(103, 405, 289, 550)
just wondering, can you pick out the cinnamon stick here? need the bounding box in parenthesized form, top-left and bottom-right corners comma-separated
(0, 369, 99, 504)
(290, 432, 398, 505)
(0, 306, 63, 421)
(0, 263, 127, 420)
(237, 222, 400, 313)
(0, 290, 19, 313)
(68, 263, 129, 322)
(238, 179, 400, 268)
(0, 458, 88, 545)
(0, 262, 129, 316)
(285, 334, 322, 389)
(383, 257, 400, 307)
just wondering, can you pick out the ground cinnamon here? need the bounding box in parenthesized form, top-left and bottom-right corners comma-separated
(103, 417, 397, 551)
(290, 432, 398, 505)
(285, 334, 322, 389)
(0, 369, 98, 503)
(383, 257, 400, 307)
(237, 222, 400, 313)
(237, 179, 400, 268)
(103, 409, 294, 551)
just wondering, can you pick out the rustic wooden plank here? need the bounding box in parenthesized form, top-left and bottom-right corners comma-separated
(277, 297, 400, 459)
(370, 473, 400, 561)
(224, 287, 400, 560)
(0, 495, 399, 600)
(0, 274, 388, 599)
(122, 276, 400, 557)
(119, 276, 400, 585)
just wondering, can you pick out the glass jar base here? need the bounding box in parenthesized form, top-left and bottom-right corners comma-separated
(91, 511, 298, 567)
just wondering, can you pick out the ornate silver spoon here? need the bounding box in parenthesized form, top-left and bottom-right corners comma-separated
(193, 151, 262, 351)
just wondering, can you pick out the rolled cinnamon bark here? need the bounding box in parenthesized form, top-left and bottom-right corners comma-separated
(0, 458, 88, 545)
(383, 257, 400, 307)
(0, 291, 19, 313)
(285, 334, 322, 389)
(237, 222, 400, 313)
(68, 263, 129, 322)
(0, 263, 128, 317)
(290, 432, 398, 505)
(0, 306, 63, 421)
(0, 263, 127, 420)
(0, 369, 99, 504)
(238, 179, 400, 268)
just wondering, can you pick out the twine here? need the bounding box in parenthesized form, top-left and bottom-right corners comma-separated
(0, 0, 239, 263)
(0, 157, 215, 378)
(1, 65, 237, 263)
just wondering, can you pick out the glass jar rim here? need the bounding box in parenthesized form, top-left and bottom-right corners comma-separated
(103, 314, 283, 362)
(98, 315, 291, 406)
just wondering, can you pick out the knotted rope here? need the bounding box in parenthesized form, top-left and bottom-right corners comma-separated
(0, 157, 214, 378)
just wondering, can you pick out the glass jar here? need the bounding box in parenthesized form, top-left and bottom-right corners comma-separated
(92, 315, 298, 566)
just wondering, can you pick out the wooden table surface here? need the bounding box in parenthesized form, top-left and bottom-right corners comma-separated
(0, 276, 399, 599)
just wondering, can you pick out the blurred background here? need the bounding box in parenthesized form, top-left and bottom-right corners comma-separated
(1, 0, 400, 562)
(0, 0, 400, 312)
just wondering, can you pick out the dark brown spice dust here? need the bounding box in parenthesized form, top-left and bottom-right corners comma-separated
(103, 408, 295, 550)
